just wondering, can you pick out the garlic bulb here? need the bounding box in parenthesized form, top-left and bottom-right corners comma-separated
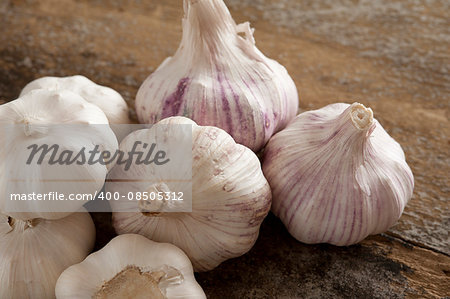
(136, 0, 299, 151)
(0, 210, 95, 299)
(0, 89, 118, 220)
(55, 234, 206, 299)
(20, 75, 130, 125)
(108, 116, 271, 271)
(263, 103, 414, 246)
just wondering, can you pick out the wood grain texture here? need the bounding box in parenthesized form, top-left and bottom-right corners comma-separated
(1, 0, 449, 298)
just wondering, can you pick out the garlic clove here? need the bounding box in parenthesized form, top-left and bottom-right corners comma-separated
(136, 0, 299, 152)
(20, 75, 130, 125)
(108, 116, 272, 271)
(55, 234, 206, 299)
(0, 89, 119, 220)
(263, 102, 414, 246)
(0, 210, 95, 299)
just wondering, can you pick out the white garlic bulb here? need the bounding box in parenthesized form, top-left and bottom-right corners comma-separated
(55, 234, 206, 299)
(20, 75, 130, 125)
(263, 103, 414, 246)
(108, 116, 271, 271)
(0, 210, 95, 299)
(0, 89, 118, 220)
(136, 0, 299, 152)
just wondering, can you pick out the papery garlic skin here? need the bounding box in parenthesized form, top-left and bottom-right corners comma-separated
(20, 75, 130, 124)
(108, 116, 272, 271)
(55, 234, 206, 299)
(136, 0, 298, 151)
(0, 210, 95, 299)
(263, 103, 414, 246)
(0, 89, 118, 220)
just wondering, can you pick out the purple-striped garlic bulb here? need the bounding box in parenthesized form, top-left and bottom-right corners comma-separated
(108, 116, 272, 271)
(136, 0, 299, 152)
(263, 103, 414, 246)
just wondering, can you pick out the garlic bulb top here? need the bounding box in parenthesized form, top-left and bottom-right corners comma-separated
(108, 116, 272, 271)
(0, 89, 118, 220)
(263, 103, 414, 246)
(55, 234, 206, 299)
(136, 0, 299, 151)
(0, 210, 95, 299)
(20, 75, 130, 124)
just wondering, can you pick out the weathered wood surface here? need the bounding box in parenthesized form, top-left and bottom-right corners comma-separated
(1, 0, 449, 298)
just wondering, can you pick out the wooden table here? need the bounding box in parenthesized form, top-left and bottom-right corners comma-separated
(1, 0, 448, 298)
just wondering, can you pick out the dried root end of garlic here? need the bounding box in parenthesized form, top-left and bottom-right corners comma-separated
(55, 234, 206, 299)
(263, 102, 414, 246)
(93, 265, 181, 299)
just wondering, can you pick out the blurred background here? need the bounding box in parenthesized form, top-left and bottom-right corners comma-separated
(0, 0, 448, 298)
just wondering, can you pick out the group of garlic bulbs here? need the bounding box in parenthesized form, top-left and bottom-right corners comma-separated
(133, 0, 413, 248)
(0, 76, 127, 298)
(0, 74, 209, 298)
(0, 0, 415, 297)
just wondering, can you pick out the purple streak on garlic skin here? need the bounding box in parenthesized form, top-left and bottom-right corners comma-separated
(217, 67, 234, 134)
(161, 77, 190, 119)
(263, 103, 414, 246)
(219, 66, 251, 136)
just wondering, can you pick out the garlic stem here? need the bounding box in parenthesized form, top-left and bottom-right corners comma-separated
(325, 103, 375, 153)
(182, 0, 235, 52)
(22, 116, 48, 137)
(349, 103, 374, 130)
